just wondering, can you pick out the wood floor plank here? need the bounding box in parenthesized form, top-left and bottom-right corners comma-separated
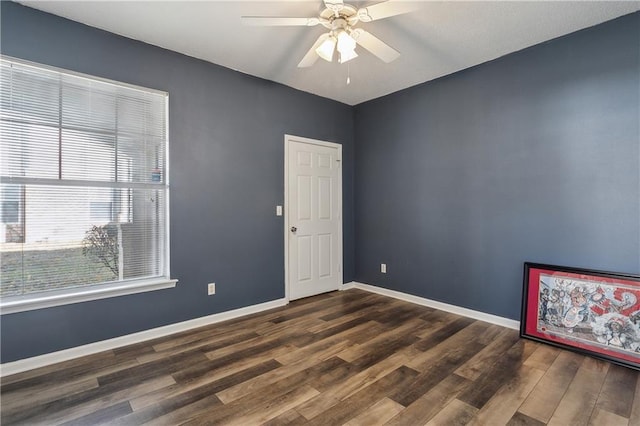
(149, 310, 282, 352)
(593, 363, 636, 419)
(349, 331, 420, 371)
(457, 339, 535, 409)
(3, 374, 175, 425)
(130, 359, 281, 424)
(200, 323, 314, 362)
(3, 289, 639, 426)
(0, 353, 138, 394)
(588, 408, 630, 426)
(391, 340, 485, 407)
(0, 376, 99, 412)
(0, 350, 117, 386)
(413, 316, 478, 352)
(127, 394, 222, 426)
(523, 343, 561, 372)
(454, 327, 520, 380)
(138, 330, 260, 363)
(217, 339, 353, 404)
(547, 357, 610, 426)
(406, 320, 491, 372)
(507, 412, 546, 426)
(343, 397, 405, 426)
(173, 338, 289, 383)
(413, 310, 460, 339)
(385, 373, 471, 426)
(269, 298, 349, 324)
(517, 349, 584, 423)
(261, 408, 307, 426)
(224, 384, 319, 425)
(316, 294, 384, 323)
(629, 370, 640, 426)
(92, 357, 202, 398)
(254, 315, 326, 337)
(467, 364, 544, 426)
(306, 301, 385, 333)
(337, 317, 428, 363)
(304, 366, 419, 425)
(474, 323, 509, 345)
(424, 398, 478, 426)
(294, 351, 412, 420)
(183, 356, 347, 425)
(341, 320, 389, 345)
(59, 401, 132, 426)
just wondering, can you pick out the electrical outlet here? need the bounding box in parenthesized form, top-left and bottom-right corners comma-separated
(207, 283, 216, 295)
(381, 263, 387, 274)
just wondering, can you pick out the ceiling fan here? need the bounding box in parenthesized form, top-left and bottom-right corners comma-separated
(241, 0, 420, 68)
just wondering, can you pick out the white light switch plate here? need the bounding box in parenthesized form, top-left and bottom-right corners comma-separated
(276, 205, 282, 216)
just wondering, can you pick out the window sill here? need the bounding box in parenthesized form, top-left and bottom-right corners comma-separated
(0, 278, 178, 315)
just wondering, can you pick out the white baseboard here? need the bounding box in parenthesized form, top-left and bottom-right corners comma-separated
(340, 281, 356, 290)
(350, 282, 520, 330)
(1, 298, 288, 377)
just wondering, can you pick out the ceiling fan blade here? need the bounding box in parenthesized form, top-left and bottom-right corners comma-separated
(350, 28, 400, 63)
(357, 1, 421, 22)
(241, 16, 320, 27)
(324, 0, 345, 18)
(298, 33, 331, 68)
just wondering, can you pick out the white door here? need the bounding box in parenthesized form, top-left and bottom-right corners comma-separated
(285, 135, 342, 300)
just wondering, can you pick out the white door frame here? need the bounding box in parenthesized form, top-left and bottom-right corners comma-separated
(284, 134, 343, 302)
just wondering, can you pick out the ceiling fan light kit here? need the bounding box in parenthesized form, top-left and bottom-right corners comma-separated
(242, 0, 420, 69)
(336, 30, 357, 63)
(316, 36, 336, 62)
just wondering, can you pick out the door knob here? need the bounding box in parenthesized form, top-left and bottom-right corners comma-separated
(290, 226, 297, 233)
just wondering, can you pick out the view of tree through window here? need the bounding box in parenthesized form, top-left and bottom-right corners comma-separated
(0, 58, 169, 298)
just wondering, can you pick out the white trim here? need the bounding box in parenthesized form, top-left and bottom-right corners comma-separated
(1, 278, 178, 315)
(341, 281, 356, 290)
(164, 93, 171, 281)
(1, 56, 173, 316)
(1, 297, 288, 376)
(351, 282, 520, 330)
(284, 134, 343, 303)
(2, 55, 168, 96)
(0, 176, 166, 190)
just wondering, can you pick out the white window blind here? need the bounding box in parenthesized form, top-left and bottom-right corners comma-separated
(0, 57, 172, 310)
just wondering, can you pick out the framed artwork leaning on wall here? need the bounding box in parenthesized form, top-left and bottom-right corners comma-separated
(521, 262, 640, 370)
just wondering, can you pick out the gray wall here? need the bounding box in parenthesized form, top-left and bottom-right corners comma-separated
(354, 12, 640, 320)
(0, 2, 355, 362)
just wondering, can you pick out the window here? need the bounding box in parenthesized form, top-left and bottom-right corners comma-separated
(0, 57, 176, 313)
(1, 184, 21, 224)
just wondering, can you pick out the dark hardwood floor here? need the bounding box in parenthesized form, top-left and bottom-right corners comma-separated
(2, 289, 639, 425)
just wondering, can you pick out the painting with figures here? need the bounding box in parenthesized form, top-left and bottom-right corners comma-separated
(521, 262, 640, 370)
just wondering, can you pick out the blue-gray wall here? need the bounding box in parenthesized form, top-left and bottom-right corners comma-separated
(0, 2, 355, 362)
(354, 12, 640, 320)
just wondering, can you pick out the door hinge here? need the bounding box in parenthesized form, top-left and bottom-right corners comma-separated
(336, 159, 341, 168)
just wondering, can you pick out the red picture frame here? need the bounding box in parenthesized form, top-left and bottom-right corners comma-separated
(521, 262, 640, 370)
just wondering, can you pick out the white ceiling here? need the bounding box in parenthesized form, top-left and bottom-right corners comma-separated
(19, 1, 640, 105)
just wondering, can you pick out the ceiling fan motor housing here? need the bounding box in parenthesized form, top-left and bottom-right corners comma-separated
(320, 3, 359, 29)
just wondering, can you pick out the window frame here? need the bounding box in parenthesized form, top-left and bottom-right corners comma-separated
(0, 56, 176, 315)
